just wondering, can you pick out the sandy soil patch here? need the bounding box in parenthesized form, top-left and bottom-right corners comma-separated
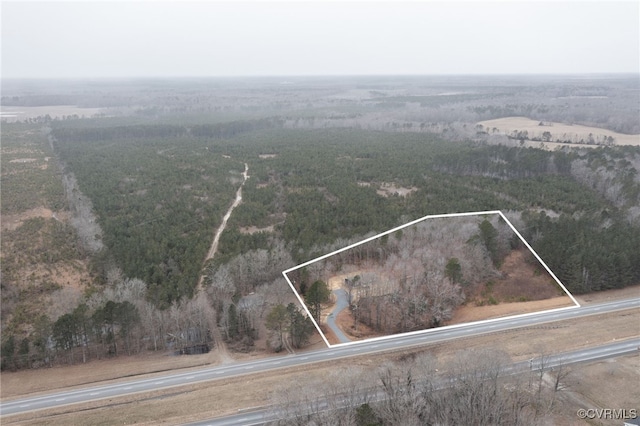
(326, 270, 361, 291)
(4, 309, 637, 425)
(478, 116, 640, 146)
(47, 262, 90, 291)
(8, 158, 38, 163)
(448, 296, 574, 325)
(376, 182, 418, 197)
(469, 249, 565, 304)
(238, 225, 274, 235)
(332, 307, 383, 343)
(1, 207, 55, 231)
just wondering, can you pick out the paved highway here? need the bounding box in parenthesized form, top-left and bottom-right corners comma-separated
(1, 297, 638, 417)
(187, 338, 640, 426)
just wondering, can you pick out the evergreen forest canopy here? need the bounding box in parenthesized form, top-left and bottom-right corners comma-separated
(49, 123, 640, 300)
(2, 75, 639, 369)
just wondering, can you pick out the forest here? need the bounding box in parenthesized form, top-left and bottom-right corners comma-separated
(1, 75, 639, 370)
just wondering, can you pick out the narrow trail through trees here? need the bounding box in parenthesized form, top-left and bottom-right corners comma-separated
(197, 162, 249, 292)
(197, 162, 249, 364)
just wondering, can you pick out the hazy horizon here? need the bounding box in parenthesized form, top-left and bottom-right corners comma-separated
(2, 1, 639, 79)
(2, 71, 640, 81)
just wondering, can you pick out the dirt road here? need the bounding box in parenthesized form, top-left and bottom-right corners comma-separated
(197, 162, 249, 290)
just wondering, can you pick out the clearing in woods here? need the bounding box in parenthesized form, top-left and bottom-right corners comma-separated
(283, 211, 578, 347)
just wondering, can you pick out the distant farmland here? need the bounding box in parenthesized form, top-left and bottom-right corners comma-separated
(478, 116, 640, 148)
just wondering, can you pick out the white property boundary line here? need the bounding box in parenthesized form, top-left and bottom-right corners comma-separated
(282, 210, 580, 348)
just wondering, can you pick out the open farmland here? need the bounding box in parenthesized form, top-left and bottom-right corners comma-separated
(478, 116, 640, 147)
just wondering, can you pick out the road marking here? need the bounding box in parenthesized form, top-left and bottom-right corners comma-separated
(90, 392, 100, 396)
(186, 376, 195, 380)
(55, 398, 66, 401)
(155, 381, 165, 384)
(124, 387, 133, 390)
(19, 404, 30, 407)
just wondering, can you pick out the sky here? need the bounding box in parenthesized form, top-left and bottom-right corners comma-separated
(1, 1, 639, 79)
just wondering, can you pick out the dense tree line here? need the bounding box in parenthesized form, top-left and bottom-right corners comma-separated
(51, 118, 275, 143)
(1, 275, 216, 370)
(523, 211, 640, 294)
(433, 144, 574, 179)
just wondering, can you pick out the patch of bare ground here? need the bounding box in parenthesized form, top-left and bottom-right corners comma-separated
(551, 355, 639, 426)
(258, 154, 277, 159)
(3, 309, 637, 425)
(1, 207, 59, 231)
(449, 248, 575, 325)
(36, 261, 89, 292)
(448, 296, 574, 325)
(376, 182, 418, 197)
(472, 249, 564, 303)
(335, 308, 383, 343)
(238, 225, 274, 235)
(8, 158, 38, 163)
(575, 284, 640, 306)
(326, 270, 361, 291)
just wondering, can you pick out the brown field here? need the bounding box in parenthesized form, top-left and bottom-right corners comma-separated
(541, 354, 640, 426)
(478, 116, 640, 148)
(2, 308, 637, 426)
(1, 207, 58, 231)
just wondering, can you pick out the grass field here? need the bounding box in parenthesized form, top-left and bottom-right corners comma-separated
(478, 116, 640, 147)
